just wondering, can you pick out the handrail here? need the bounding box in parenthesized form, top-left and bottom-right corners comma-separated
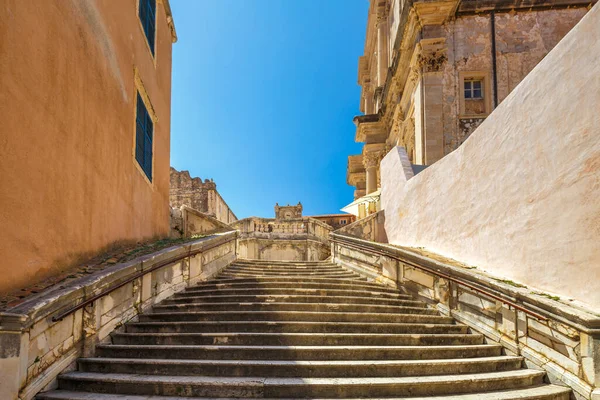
(330, 234, 548, 321)
(51, 235, 236, 322)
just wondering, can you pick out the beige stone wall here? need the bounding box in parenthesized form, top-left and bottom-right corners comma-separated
(169, 167, 237, 224)
(232, 218, 332, 261)
(336, 211, 387, 243)
(0, 1, 175, 295)
(381, 4, 600, 309)
(170, 206, 234, 238)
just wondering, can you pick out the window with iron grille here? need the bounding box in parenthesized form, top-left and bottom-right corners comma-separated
(135, 93, 153, 182)
(464, 79, 483, 99)
(139, 0, 156, 56)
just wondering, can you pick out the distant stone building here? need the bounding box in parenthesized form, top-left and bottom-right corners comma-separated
(347, 0, 594, 199)
(275, 202, 303, 220)
(310, 214, 356, 230)
(0, 0, 177, 294)
(274, 203, 355, 230)
(170, 167, 238, 224)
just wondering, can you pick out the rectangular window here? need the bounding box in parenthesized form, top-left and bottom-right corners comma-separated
(464, 79, 483, 99)
(135, 93, 153, 182)
(340, 220, 347, 225)
(139, 0, 156, 56)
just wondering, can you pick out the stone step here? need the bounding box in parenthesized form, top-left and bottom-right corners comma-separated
(36, 384, 573, 400)
(187, 281, 407, 295)
(111, 332, 485, 346)
(233, 260, 334, 266)
(218, 271, 360, 279)
(125, 320, 469, 334)
(35, 384, 573, 400)
(152, 301, 433, 315)
(227, 263, 344, 272)
(221, 270, 353, 277)
(78, 356, 523, 377)
(206, 276, 374, 286)
(55, 370, 545, 397)
(94, 344, 502, 360)
(223, 268, 347, 276)
(172, 287, 413, 299)
(163, 294, 422, 306)
(138, 310, 452, 324)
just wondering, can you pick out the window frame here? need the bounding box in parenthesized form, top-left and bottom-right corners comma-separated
(135, 92, 153, 182)
(133, 69, 158, 188)
(458, 71, 493, 118)
(137, 0, 157, 61)
(464, 79, 484, 100)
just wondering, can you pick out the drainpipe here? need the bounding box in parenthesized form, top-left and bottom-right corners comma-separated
(491, 11, 498, 108)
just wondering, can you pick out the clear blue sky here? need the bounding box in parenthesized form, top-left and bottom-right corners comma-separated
(169, 1, 368, 219)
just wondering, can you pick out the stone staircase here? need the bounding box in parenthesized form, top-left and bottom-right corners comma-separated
(37, 259, 571, 399)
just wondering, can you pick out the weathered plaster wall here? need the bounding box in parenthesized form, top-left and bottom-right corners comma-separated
(169, 167, 237, 224)
(441, 8, 588, 153)
(0, 1, 174, 294)
(381, 4, 600, 309)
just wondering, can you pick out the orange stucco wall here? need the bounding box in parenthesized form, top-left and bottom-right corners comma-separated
(0, 0, 174, 293)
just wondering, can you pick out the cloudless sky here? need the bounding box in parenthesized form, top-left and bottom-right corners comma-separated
(169, 0, 368, 219)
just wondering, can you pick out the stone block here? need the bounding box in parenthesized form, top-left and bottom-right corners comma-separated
(404, 266, 434, 288)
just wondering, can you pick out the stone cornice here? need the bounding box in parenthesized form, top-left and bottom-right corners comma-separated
(354, 114, 387, 143)
(158, 0, 178, 43)
(347, 171, 367, 186)
(457, 0, 595, 14)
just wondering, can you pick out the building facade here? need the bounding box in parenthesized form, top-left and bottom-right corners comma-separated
(274, 203, 356, 230)
(0, 0, 177, 294)
(170, 167, 238, 224)
(309, 214, 357, 230)
(347, 0, 593, 199)
(275, 202, 303, 220)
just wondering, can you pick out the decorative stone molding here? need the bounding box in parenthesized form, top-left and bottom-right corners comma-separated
(418, 50, 447, 73)
(363, 150, 385, 169)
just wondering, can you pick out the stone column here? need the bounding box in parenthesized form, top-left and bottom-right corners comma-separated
(376, 13, 389, 87)
(364, 151, 383, 194)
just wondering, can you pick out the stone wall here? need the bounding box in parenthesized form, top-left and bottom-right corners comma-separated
(0, 233, 237, 400)
(335, 211, 387, 243)
(331, 233, 600, 400)
(170, 206, 235, 238)
(440, 8, 588, 153)
(169, 167, 237, 224)
(309, 214, 357, 230)
(381, 4, 600, 309)
(231, 218, 332, 261)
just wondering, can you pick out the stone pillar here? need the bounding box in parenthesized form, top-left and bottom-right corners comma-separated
(363, 151, 383, 194)
(418, 38, 447, 164)
(376, 12, 388, 87)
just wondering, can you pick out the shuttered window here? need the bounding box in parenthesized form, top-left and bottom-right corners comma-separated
(139, 0, 156, 56)
(135, 93, 153, 182)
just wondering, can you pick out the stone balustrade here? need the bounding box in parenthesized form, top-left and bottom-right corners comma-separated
(230, 218, 332, 261)
(331, 233, 600, 400)
(0, 232, 238, 400)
